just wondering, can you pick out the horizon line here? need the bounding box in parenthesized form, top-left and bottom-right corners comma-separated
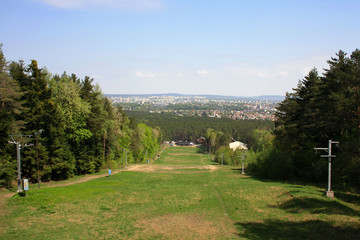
(104, 93, 285, 97)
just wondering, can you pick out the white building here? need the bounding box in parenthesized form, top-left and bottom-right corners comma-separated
(229, 141, 248, 151)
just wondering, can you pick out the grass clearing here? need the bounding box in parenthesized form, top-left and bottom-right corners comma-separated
(1, 146, 359, 239)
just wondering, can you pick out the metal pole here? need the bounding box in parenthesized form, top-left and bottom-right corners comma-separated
(241, 154, 245, 175)
(16, 143, 22, 192)
(122, 149, 125, 171)
(125, 150, 128, 167)
(328, 140, 332, 192)
(103, 133, 106, 162)
(9, 134, 33, 192)
(36, 136, 40, 188)
(314, 140, 338, 197)
(221, 153, 223, 165)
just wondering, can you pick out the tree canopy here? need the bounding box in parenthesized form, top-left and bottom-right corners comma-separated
(251, 49, 360, 192)
(126, 111, 274, 147)
(0, 45, 161, 187)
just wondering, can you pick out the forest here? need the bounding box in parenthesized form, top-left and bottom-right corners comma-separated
(0, 45, 161, 187)
(248, 49, 360, 192)
(125, 111, 274, 168)
(126, 111, 274, 146)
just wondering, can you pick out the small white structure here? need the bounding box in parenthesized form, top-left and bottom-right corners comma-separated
(229, 141, 248, 151)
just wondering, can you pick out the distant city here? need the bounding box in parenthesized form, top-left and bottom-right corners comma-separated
(106, 94, 284, 121)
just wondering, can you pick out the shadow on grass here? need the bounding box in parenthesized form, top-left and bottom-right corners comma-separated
(335, 192, 360, 206)
(272, 197, 359, 216)
(236, 219, 360, 240)
(231, 168, 242, 173)
(5, 185, 17, 192)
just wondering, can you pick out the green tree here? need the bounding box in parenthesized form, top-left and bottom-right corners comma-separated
(0, 45, 23, 148)
(47, 73, 93, 179)
(1, 51, 163, 184)
(9, 59, 54, 182)
(0, 44, 22, 187)
(50, 73, 92, 144)
(271, 49, 360, 189)
(130, 123, 160, 162)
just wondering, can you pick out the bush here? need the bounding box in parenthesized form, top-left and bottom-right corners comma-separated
(246, 149, 260, 172)
(258, 147, 294, 180)
(214, 147, 247, 166)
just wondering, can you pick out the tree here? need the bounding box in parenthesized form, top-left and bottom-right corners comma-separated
(9, 59, 54, 182)
(206, 128, 217, 153)
(269, 49, 360, 190)
(0, 45, 23, 148)
(0, 44, 22, 187)
(47, 73, 93, 179)
(50, 73, 92, 144)
(1, 50, 162, 185)
(130, 123, 160, 162)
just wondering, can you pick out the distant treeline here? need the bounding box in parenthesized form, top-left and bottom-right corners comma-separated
(126, 111, 274, 147)
(116, 102, 247, 112)
(0, 45, 160, 187)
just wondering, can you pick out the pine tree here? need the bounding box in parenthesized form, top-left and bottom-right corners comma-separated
(9, 59, 54, 182)
(273, 49, 360, 190)
(0, 44, 22, 187)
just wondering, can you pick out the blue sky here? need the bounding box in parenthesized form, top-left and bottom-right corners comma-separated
(1, 0, 360, 96)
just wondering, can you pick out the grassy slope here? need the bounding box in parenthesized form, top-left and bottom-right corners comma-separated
(1, 147, 359, 239)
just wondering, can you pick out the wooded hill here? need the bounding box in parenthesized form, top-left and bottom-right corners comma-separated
(0, 45, 161, 187)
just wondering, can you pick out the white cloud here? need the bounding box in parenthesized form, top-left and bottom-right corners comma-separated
(196, 70, 211, 76)
(135, 71, 155, 78)
(33, 0, 163, 12)
(257, 72, 269, 78)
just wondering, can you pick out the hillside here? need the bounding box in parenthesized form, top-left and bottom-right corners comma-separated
(1, 147, 359, 239)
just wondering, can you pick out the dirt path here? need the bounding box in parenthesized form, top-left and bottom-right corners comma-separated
(126, 164, 218, 173)
(43, 169, 123, 188)
(0, 162, 216, 228)
(1, 162, 199, 200)
(0, 146, 170, 200)
(0, 169, 123, 200)
(0, 162, 215, 209)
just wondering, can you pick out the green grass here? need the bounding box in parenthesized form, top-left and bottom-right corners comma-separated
(155, 147, 213, 166)
(1, 146, 359, 239)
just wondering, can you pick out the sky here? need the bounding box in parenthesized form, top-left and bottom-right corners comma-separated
(1, 0, 360, 96)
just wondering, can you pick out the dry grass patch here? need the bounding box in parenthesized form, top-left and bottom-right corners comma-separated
(135, 213, 238, 239)
(0, 193, 14, 235)
(126, 164, 218, 173)
(169, 153, 194, 156)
